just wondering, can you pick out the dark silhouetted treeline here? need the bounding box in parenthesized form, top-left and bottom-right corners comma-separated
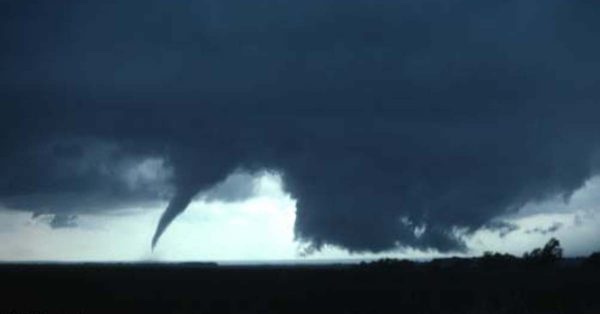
(362, 238, 599, 270)
(1, 238, 599, 313)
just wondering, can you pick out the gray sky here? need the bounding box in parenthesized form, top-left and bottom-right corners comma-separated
(1, 172, 599, 262)
(1, 0, 600, 261)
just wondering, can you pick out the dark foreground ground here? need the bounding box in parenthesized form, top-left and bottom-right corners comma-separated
(1, 259, 599, 314)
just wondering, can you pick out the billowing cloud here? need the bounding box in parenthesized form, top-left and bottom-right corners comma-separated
(525, 222, 564, 236)
(1, 0, 600, 253)
(48, 214, 78, 229)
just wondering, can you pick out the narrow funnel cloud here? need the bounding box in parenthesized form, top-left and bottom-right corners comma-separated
(152, 186, 199, 249)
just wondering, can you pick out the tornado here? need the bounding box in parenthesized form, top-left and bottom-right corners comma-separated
(152, 186, 199, 249)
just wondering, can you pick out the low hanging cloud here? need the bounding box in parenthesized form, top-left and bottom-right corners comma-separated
(1, 0, 600, 253)
(525, 222, 564, 236)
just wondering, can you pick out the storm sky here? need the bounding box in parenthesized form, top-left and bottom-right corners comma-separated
(1, 0, 600, 260)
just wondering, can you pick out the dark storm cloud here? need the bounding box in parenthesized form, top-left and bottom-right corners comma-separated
(49, 214, 78, 229)
(526, 222, 564, 236)
(1, 0, 600, 252)
(30, 213, 78, 229)
(485, 222, 520, 238)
